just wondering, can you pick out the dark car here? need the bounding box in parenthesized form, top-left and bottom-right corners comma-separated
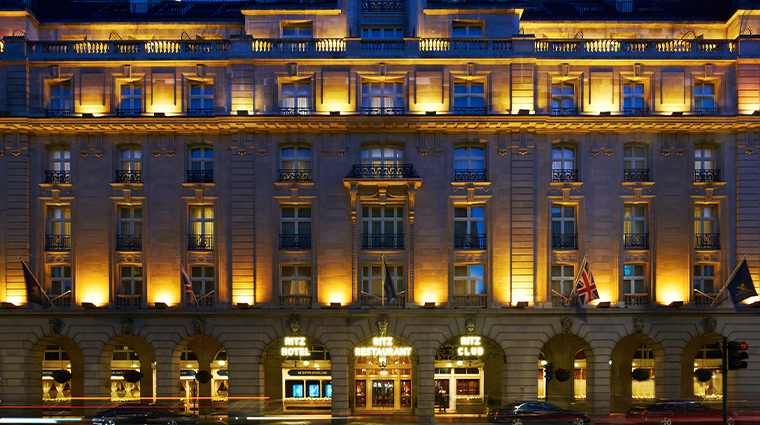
(92, 403, 200, 425)
(626, 400, 743, 425)
(487, 401, 591, 424)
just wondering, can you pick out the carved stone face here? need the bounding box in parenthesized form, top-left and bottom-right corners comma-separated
(121, 317, 133, 335)
(193, 318, 204, 335)
(49, 318, 62, 335)
(633, 316, 644, 334)
(377, 317, 389, 337)
(289, 316, 300, 335)
(465, 318, 476, 335)
(560, 317, 573, 334)
(705, 317, 717, 334)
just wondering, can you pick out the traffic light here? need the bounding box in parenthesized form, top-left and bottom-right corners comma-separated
(544, 362, 553, 381)
(728, 341, 749, 370)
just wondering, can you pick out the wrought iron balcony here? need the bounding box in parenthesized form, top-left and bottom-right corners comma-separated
(360, 294, 406, 308)
(186, 170, 213, 183)
(361, 0, 404, 12)
(116, 234, 142, 251)
(623, 107, 650, 116)
(624, 293, 650, 307)
(452, 294, 487, 308)
(695, 233, 720, 250)
(452, 107, 486, 115)
(279, 294, 311, 308)
(280, 234, 312, 250)
(552, 107, 579, 116)
(346, 164, 419, 179)
(624, 233, 649, 249)
(115, 170, 142, 184)
(694, 169, 721, 183)
(551, 168, 578, 183)
(552, 234, 578, 250)
(279, 169, 312, 182)
(116, 294, 142, 308)
(47, 294, 72, 308)
(279, 107, 311, 116)
(116, 108, 142, 117)
(361, 233, 404, 250)
(694, 107, 720, 116)
(360, 106, 405, 115)
(454, 234, 486, 250)
(552, 293, 581, 308)
(623, 169, 650, 182)
(188, 234, 214, 251)
(45, 235, 71, 251)
(453, 169, 487, 182)
(45, 109, 73, 118)
(44, 171, 71, 184)
(187, 108, 214, 117)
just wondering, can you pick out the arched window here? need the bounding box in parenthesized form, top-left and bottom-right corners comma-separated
(279, 145, 312, 182)
(454, 145, 486, 182)
(551, 145, 577, 182)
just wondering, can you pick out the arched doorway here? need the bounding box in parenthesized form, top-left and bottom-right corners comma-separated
(610, 333, 664, 413)
(29, 335, 84, 417)
(102, 334, 156, 406)
(262, 336, 332, 413)
(540, 334, 592, 411)
(434, 335, 504, 414)
(681, 334, 725, 404)
(174, 335, 224, 414)
(351, 334, 416, 412)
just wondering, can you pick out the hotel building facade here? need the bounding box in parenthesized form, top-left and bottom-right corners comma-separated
(0, 0, 760, 420)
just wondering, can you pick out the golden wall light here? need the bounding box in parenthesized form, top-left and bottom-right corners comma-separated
(236, 302, 250, 309)
(424, 301, 435, 309)
(81, 302, 98, 309)
(596, 301, 611, 308)
(330, 302, 341, 309)
(668, 301, 684, 308)
(154, 302, 168, 309)
(237, 110, 250, 115)
(514, 301, 529, 309)
(1, 302, 18, 309)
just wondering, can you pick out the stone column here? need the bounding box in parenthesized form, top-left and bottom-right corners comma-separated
(330, 349, 350, 421)
(587, 352, 611, 416)
(660, 345, 682, 400)
(226, 346, 261, 410)
(416, 347, 436, 424)
(0, 345, 34, 417)
(79, 349, 105, 417)
(154, 349, 180, 409)
(505, 344, 539, 402)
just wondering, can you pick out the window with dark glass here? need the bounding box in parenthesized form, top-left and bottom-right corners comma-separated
(551, 146, 577, 182)
(48, 82, 72, 116)
(118, 205, 142, 251)
(452, 22, 483, 37)
(189, 83, 213, 116)
(453, 146, 486, 182)
(623, 143, 648, 182)
(118, 82, 142, 116)
(362, 205, 404, 250)
(453, 82, 485, 114)
(189, 205, 214, 250)
(624, 204, 648, 249)
(361, 82, 403, 115)
(694, 80, 718, 115)
(552, 81, 577, 115)
(551, 264, 574, 296)
(454, 265, 484, 295)
(282, 23, 312, 38)
(280, 206, 311, 250)
(279, 82, 311, 115)
(623, 81, 646, 115)
(551, 204, 577, 249)
(454, 206, 485, 249)
(191, 265, 214, 296)
(281, 265, 312, 295)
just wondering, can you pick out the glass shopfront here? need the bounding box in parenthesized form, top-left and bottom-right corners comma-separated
(274, 337, 332, 412)
(42, 345, 71, 410)
(354, 336, 414, 411)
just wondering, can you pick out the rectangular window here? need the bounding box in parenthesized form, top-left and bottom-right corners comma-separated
(361, 82, 404, 115)
(280, 206, 312, 250)
(551, 204, 577, 249)
(623, 264, 646, 294)
(694, 204, 719, 249)
(362, 264, 404, 296)
(48, 82, 72, 116)
(190, 265, 214, 296)
(279, 82, 311, 115)
(453, 82, 485, 114)
(454, 264, 484, 295)
(119, 265, 143, 295)
(694, 80, 718, 115)
(623, 204, 648, 249)
(362, 205, 404, 249)
(49, 148, 71, 172)
(552, 81, 577, 115)
(118, 205, 142, 251)
(118, 82, 142, 116)
(551, 264, 575, 296)
(361, 27, 403, 38)
(189, 205, 214, 250)
(46, 206, 71, 251)
(282, 23, 313, 38)
(281, 265, 312, 295)
(452, 22, 483, 37)
(49, 266, 72, 295)
(454, 206, 485, 249)
(623, 82, 646, 115)
(456, 379, 480, 396)
(189, 83, 213, 116)
(694, 264, 715, 294)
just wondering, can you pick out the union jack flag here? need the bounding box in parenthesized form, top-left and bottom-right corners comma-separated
(180, 262, 196, 306)
(574, 258, 600, 305)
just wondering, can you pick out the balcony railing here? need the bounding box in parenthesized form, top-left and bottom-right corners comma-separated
(624, 233, 649, 249)
(452, 294, 487, 308)
(187, 108, 213, 117)
(694, 291, 717, 306)
(552, 107, 579, 116)
(362, 233, 404, 250)
(694, 107, 720, 116)
(116, 235, 142, 251)
(453, 169, 487, 182)
(45, 235, 71, 251)
(624, 293, 650, 307)
(552, 293, 581, 308)
(535, 39, 735, 58)
(624, 169, 650, 182)
(187, 170, 213, 183)
(454, 234, 486, 250)
(115, 170, 142, 184)
(695, 233, 720, 250)
(361, 0, 404, 12)
(419, 38, 512, 53)
(551, 168, 578, 183)
(188, 234, 214, 251)
(552, 234, 578, 250)
(116, 108, 142, 117)
(694, 169, 721, 183)
(44, 171, 71, 184)
(194, 295, 214, 308)
(361, 40, 405, 52)
(452, 107, 486, 115)
(623, 107, 650, 116)
(279, 234, 312, 250)
(360, 106, 405, 115)
(279, 294, 312, 308)
(47, 294, 72, 308)
(45, 109, 73, 118)
(360, 294, 406, 308)
(279, 169, 312, 182)
(279, 107, 311, 116)
(29, 40, 232, 57)
(116, 294, 142, 308)
(346, 164, 419, 179)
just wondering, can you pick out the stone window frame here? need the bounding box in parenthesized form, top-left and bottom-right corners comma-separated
(451, 20, 484, 38)
(281, 21, 313, 38)
(453, 263, 486, 295)
(118, 264, 143, 296)
(623, 263, 648, 295)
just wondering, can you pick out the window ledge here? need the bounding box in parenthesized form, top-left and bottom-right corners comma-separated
(275, 181, 315, 187)
(181, 182, 216, 188)
(549, 182, 583, 187)
(450, 181, 491, 187)
(39, 183, 73, 188)
(692, 181, 726, 186)
(621, 181, 655, 186)
(110, 182, 145, 188)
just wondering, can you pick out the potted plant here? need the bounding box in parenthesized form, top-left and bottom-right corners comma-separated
(51, 369, 71, 384)
(194, 370, 213, 384)
(123, 370, 144, 383)
(631, 368, 651, 382)
(694, 368, 713, 383)
(554, 368, 572, 382)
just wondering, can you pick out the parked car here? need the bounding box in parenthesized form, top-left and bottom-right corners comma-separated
(92, 403, 200, 425)
(487, 401, 591, 424)
(626, 400, 743, 425)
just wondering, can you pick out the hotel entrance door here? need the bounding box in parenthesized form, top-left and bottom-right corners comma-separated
(372, 380, 394, 407)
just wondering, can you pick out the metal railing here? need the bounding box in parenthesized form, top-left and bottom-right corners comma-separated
(623, 169, 650, 182)
(116, 235, 142, 251)
(361, 40, 405, 52)
(361, 0, 404, 12)
(280, 294, 312, 308)
(361, 233, 404, 250)
(452, 294, 487, 308)
(552, 107, 579, 116)
(454, 234, 486, 250)
(116, 295, 142, 308)
(624, 293, 650, 307)
(45, 235, 71, 251)
(694, 107, 720, 116)
(623, 107, 650, 116)
(694, 169, 721, 183)
(346, 164, 419, 179)
(695, 233, 720, 250)
(452, 107, 487, 115)
(552, 234, 578, 250)
(624, 233, 649, 249)
(45, 109, 73, 118)
(552, 292, 581, 308)
(360, 106, 405, 115)
(694, 291, 717, 306)
(279, 169, 312, 182)
(360, 294, 406, 308)
(279, 234, 312, 250)
(188, 234, 214, 251)
(551, 168, 578, 183)
(187, 108, 214, 117)
(279, 107, 311, 116)
(44, 171, 71, 184)
(453, 169, 487, 183)
(186, 170, 213, 183)
(116, 108, 142, 117)
(47, 293, 72, 308)
(194, 292, 215, 308)
(115, 170, 142, 184)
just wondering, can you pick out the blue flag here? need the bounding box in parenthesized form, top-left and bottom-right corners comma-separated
(383, 257, 396, 306)
(22, 260, 45, 306)
(726, 258, 757, 305)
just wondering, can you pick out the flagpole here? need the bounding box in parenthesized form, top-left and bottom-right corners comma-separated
(709, 253, 747, 307)
(18, 254, 52, 305)
(568, 255, 587, 301)
(381, 254, 386, 311)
